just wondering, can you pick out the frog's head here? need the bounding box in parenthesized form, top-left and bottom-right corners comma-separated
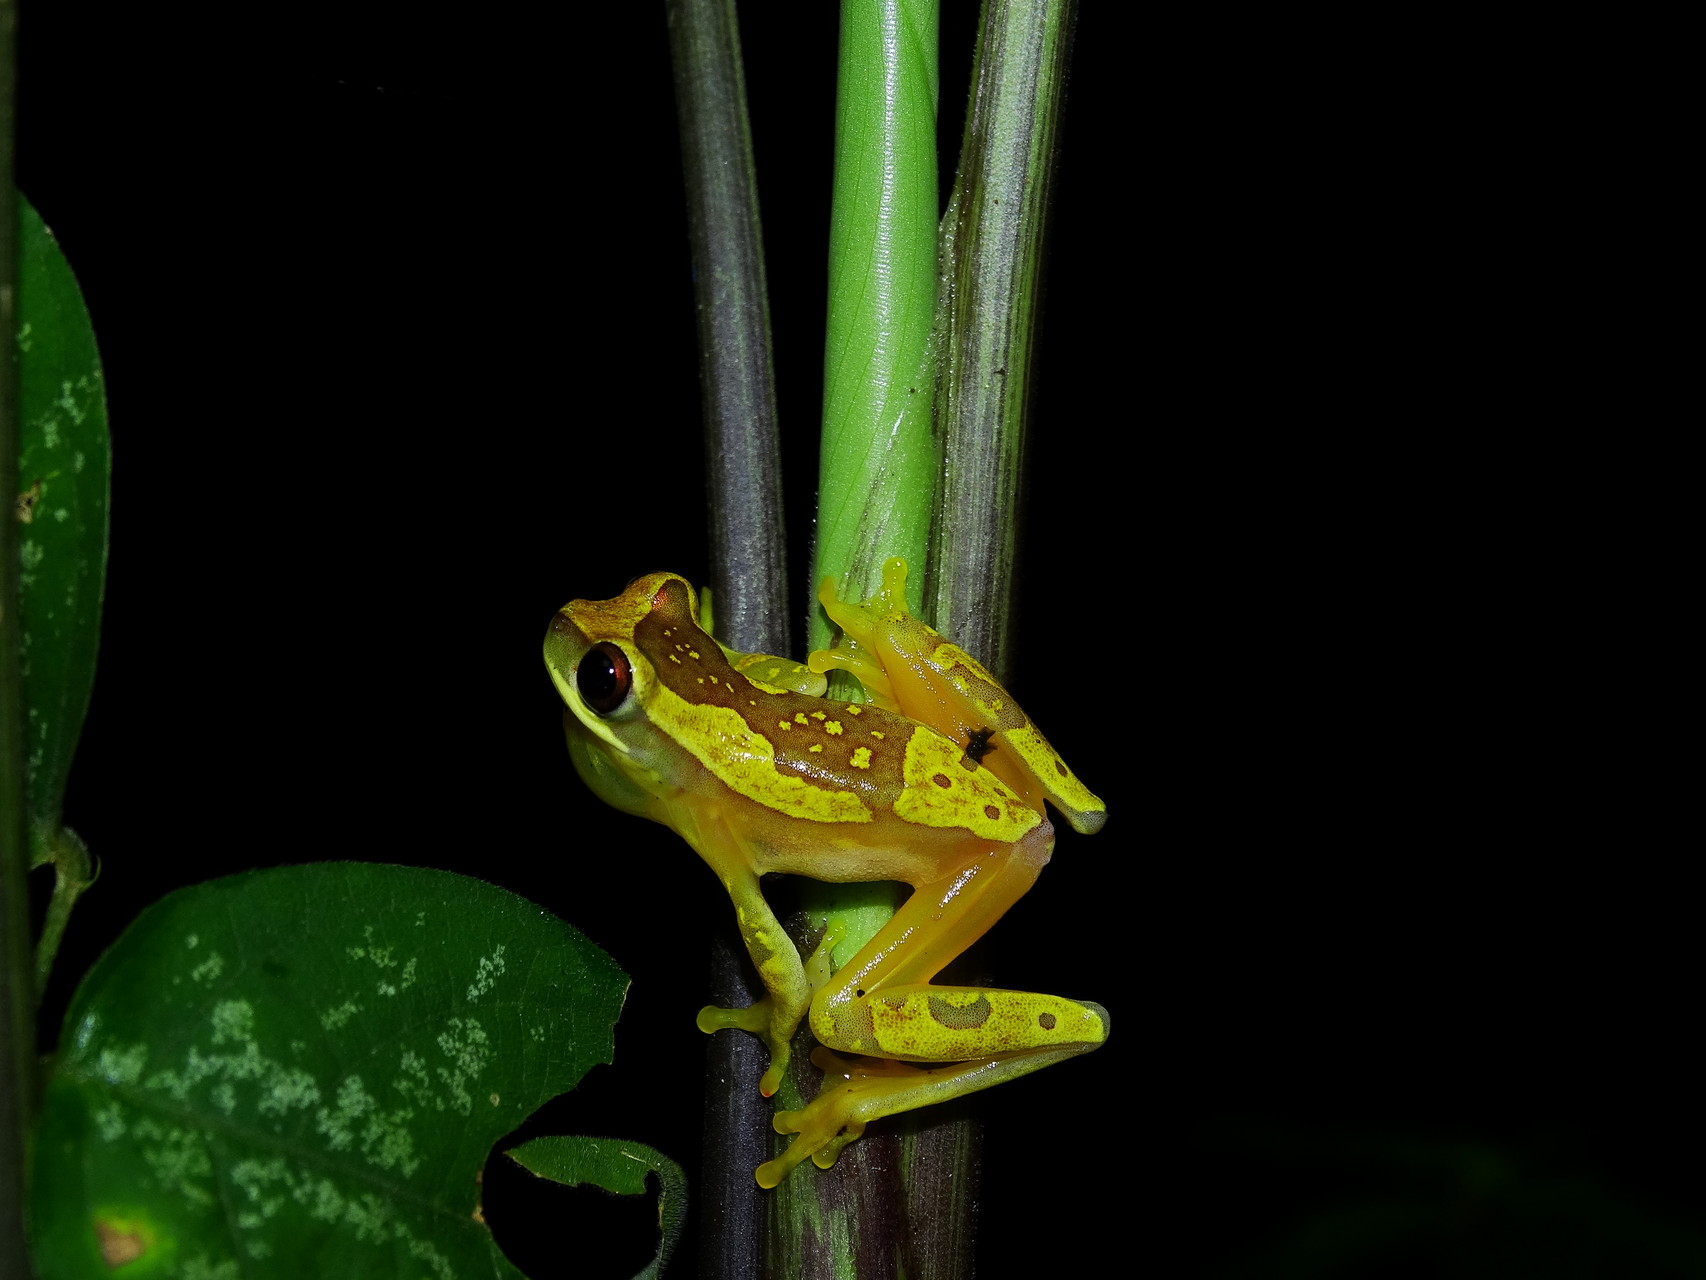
(544, 572, 703, 817)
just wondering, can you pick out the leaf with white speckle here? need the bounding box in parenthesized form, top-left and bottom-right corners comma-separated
(15, 198, 111, 846)
(31, 863, 628, 1278)
(508, 1136, 687, 1280)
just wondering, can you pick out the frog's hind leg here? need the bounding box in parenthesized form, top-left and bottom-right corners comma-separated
(757, 1022, 1109, 1188)
(761, 833, 1108, 1183)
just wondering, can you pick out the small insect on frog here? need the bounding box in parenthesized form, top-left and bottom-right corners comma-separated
(543, 558, 1109, 1187)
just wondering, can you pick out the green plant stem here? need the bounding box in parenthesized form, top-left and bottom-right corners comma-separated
(808, 0, 943, 646)
(929, 0, 1078, 679)
(0, 3, 41, 1275)
(779, 3, 969, 1278)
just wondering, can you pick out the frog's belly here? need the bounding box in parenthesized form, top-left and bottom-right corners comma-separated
(740, 803, 1048, 887)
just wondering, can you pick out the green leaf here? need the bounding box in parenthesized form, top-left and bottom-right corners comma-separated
(30, 863, 628, 1279)
(15, 198, 111, 849)
(507, 1136, 686, 1280)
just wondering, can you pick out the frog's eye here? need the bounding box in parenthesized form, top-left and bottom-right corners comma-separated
(577, 642, 633, 715)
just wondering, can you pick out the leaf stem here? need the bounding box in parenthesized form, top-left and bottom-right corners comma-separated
(33, 825, 93, 998)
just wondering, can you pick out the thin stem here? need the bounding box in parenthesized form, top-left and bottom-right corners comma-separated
(929, 0, 1077, 680)
(666, 2, 788, 1275)
(0, 1, 42, 1274)
(33, 826, 93, 998)
(668, 0, 791, 659)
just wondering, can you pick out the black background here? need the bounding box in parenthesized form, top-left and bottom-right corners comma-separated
(18, 4, 1691, 1277)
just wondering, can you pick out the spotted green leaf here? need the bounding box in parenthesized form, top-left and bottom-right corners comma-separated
(16, 198, 111, 854)
(507, 1136, 686, 1280)
(30, 863, 628, 1279)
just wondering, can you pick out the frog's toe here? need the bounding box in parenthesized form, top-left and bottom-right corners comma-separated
(755, 1069, 876, 1185)
(809, 1121, 866, 1171)
(805, 921, 850, 992)
(697, 1000, 770, 1036)
(755, 1143, 807, 1189)
(756, 1106, 864, 1187)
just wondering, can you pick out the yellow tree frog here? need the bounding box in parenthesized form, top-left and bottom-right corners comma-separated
(543, 558, 1109, 1187)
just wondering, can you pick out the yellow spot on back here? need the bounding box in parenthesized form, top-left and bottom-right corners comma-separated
(851, 746, 873, 769)
(795, 713, 809, 724)
(777, 720, 792, 731)
(826, 721, 843, 735)
(845, 704, 863, 716)
(870, 730, 885, 739)
(809, 743, 824, 753)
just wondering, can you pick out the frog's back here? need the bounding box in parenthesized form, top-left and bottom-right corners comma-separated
(634, 603, 1044, 882)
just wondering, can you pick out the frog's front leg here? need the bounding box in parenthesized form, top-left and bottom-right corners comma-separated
(679, 812, 811, 1097)
(756, 827, 1109, 1186)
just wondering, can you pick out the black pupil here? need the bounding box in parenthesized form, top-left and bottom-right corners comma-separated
(576, 644, 629, 713)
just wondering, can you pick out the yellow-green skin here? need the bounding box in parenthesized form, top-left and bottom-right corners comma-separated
(544, 558, 1109, 1187)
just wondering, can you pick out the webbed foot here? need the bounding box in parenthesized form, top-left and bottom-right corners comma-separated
(754, 1048, 921, 1187)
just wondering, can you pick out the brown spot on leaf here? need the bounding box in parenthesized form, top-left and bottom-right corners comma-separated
(15, 480, 41, 524)
(95, 1218, 146, 1268)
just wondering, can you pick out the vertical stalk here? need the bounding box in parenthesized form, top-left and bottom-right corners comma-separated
(668, 3, 1080, 1274)
(666, 2, 790, 1276)
(929, 0, 1077, 679)
(0, 3, 41, 1275)
(808, 0, 942, 642)
(780, 4, 977, 1279)
(668, 0, 791, 656)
